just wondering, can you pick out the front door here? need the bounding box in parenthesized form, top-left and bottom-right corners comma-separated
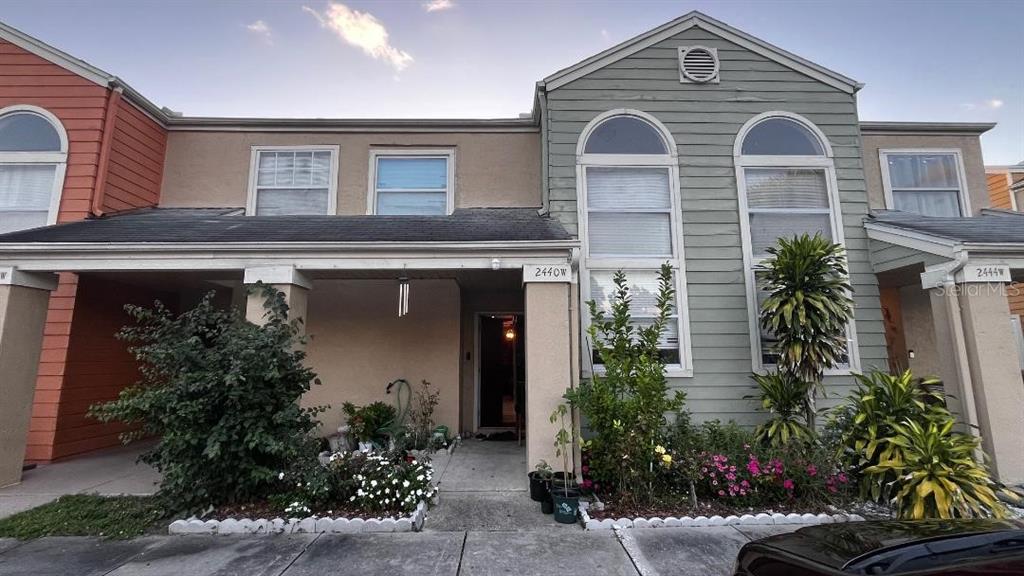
(478, 314, 524, 429)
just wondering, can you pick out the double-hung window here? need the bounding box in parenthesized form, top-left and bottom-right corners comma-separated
(578, 111, 691, 372)
(0, 106, 67, 234)
(369, 149, 454, 215)
(247, 146, 338, 215)
(879, 150, 968, 217)
(735, 112, 857, 371)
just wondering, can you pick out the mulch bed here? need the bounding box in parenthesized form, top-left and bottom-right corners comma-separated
(587, 495, 844, 521)
(206, 501, 411, 521)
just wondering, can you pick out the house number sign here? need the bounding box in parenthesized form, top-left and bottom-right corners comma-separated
(962, 264, 1011, 283)
(523, 264, 572, 283)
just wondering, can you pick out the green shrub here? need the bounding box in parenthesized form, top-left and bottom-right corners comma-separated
(89, 285, 324, 513)
(566, 263, 686, 507)
(866, 419, 1006, 519)
(749, 371, 814, 447)
(342, 401, 398, 447)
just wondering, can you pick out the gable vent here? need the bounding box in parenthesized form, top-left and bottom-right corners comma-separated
(678, 46, 720, 84)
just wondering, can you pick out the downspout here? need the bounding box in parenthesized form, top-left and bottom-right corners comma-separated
(92, 86, 123, 217)
(940, 248, 982, 444)
(537, 83, 550, 216)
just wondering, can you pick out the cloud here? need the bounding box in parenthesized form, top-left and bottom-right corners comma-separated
(423, 0, 455, 12)
(988, 99, 1004, 109)
(303, 3, 413, 71)
(961, 98, 1005, 112)
(246, 19, 273, 43)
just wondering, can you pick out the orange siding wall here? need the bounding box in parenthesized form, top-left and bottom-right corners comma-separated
(102, 98, 166, 211)
(988, 173, 1013, 210)
(0, 39, 167, 461)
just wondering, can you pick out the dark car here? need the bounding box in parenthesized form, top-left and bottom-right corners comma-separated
(734, 519, 1024, 575)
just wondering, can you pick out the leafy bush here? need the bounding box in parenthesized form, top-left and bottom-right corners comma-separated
(566, 264, 685, 507)
(749, 371, 813, 447)
(89, 285, 323, 512)
(832, 369, 1012, 519)
(0, 495, 169, 540)
(829, 370, 949, 501)
(757, 234, 853, 427)
(866, 419, 1006, 519)
(342, 401, 397, 447)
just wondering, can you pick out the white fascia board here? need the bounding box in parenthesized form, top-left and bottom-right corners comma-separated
(863, 222, 958, 258)
(243, 266, 313, 289)
(541, 12, 859, 93)
(0, 266, 58, 290)
(0, 241, 579, 272)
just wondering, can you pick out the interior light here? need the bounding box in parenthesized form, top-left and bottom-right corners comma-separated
(505, 328, 516, 341)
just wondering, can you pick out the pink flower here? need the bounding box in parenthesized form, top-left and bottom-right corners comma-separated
(747, 458, 761, 476)
(837, 473, 848, 484)
(783, 479, 794, 491)
(806, 464, 818, 477)
(718, 490, 725, 496)
(581, 465, 589, 474)
(827, 485, 838, 494)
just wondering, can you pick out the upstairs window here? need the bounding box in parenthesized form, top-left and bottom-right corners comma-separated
(0, 106, 67, 234)
(577, 111, 691, 371)
(370, 149, 454, 215)
(247, 146, 338, 216)
(880, 150, 968, 217)
(735, 111, 857, 372)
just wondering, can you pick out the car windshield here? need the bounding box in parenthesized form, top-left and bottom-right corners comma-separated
(844, 530, 1024, 575)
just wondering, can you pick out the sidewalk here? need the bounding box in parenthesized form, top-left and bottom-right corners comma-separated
(0, 443, 159, 519)
(0, 525, 798, 576)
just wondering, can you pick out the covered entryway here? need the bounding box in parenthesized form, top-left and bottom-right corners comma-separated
(867, 210, 1024, 485)
(476, 313, 524, 432)
(0, 208, 580, 487)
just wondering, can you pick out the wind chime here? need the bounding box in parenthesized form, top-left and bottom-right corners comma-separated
(397, 276, 410, 317)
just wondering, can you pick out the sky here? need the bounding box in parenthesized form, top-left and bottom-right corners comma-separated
(1, 0, 1021, 163)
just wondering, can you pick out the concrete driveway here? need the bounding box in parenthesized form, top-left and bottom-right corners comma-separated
(0, 525, 798, 576)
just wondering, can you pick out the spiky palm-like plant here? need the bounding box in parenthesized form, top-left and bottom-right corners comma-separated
(757, 234, 854, 427)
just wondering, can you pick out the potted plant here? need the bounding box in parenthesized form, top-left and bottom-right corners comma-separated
(529, 460, 552, 502)
(549, 403, 580, 524)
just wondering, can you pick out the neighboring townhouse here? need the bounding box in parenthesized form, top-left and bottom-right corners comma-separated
(1, 11, 1022, 490)
(986, 162, 1024, 327)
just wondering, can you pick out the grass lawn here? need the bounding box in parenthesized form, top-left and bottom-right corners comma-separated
(0, 494, 171, 540)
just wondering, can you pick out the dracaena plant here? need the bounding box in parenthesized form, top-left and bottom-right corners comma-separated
(756, 233, 853, 428)
(749, 371, 813, 447)
(866, 418, 1007, 519)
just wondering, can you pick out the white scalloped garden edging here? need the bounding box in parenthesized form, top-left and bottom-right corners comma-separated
(168, 500, 428, 534)
(578, 504, 864, 531)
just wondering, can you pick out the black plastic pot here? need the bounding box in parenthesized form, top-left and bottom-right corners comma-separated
(551, 487, 580, 524)
(528, 472, 549, 502)
(550, 473, 578, 493)
(540, 497, 554, 514)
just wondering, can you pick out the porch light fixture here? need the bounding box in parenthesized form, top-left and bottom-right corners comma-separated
(398, 276, 410, 317)
(505, 328, 516, 341)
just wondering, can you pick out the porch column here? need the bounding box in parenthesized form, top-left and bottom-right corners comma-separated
(0, 268, 57, 487)
(243, 266, 311, 333)
(524, 280, 574, 471)
(954, 282, 1024, 484)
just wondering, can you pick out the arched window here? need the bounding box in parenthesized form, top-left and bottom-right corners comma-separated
(0, 105, 67, 234)
(734, 111, 858, 372)
(577, 110, 691, 372)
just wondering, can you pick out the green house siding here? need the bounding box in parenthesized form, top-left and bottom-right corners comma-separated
(545, 26, 887, 424)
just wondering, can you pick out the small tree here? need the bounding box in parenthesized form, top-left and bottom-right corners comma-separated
(757, 234, 853, 428)
(90, 284, 323, 512)
(565, 263, 686, 508)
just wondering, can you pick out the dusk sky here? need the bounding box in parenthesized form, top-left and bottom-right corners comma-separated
(2, 0, 1020, 163)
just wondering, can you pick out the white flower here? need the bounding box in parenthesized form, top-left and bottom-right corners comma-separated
(416, 475, 424, 481)
(371, 480, 378, 487)
(278, 472, 285, 480)
(403, 480, 410, 488)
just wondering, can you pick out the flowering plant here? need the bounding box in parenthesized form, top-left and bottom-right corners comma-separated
(339, 451, 435, 514)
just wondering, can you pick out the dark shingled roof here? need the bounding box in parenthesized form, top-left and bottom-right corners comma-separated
(868, 210, 1024, 244)
(0, 207, 574, 244)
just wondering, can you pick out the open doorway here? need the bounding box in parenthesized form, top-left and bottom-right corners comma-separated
(477, 314, 525, 431)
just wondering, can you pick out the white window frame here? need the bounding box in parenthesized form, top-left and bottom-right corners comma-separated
(367, 148, 455, 216)
(0, 104, 68, 227)
(878, 148, 971, 217)
(246, 145, 339, 216)
(576, 109, 693, 377)
(734, 111, 860, 375)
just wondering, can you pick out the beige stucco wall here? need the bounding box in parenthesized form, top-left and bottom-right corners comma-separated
(899, 285, 940, 378)
(302, 279, 461, 435)
(160, 131, 541, 212)
(861, 132, 989, 215)
(0, 284, 51, 487)
(524, 282, 573, 470)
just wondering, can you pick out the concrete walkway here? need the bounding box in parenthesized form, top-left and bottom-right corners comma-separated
(0, 525, 799, 576)
(0, 443, 159, 519)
